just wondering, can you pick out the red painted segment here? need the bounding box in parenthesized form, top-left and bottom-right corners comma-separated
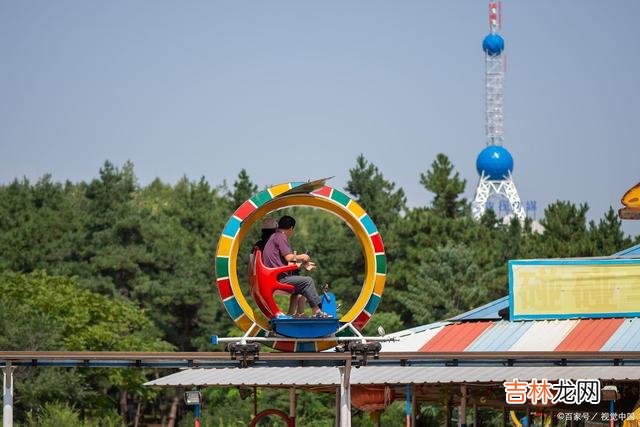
(420, 322, 494, 352)
(370, 233, 384, 253)
(555, 318, 625, 351)
(353, 311, 371, 330)
(217, 278, 233, 300)
(274, 341, 295, 352)
(234, 200, 257, 220)
(312, 186, 332, 198)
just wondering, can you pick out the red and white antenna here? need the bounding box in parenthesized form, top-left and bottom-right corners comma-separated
(488, 1, 502, 33)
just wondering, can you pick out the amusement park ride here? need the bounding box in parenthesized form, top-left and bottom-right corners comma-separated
(471, 1, 526, 222)
(212, 178, 392, 365)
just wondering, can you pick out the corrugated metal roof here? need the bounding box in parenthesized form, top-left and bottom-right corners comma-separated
(383, 323, 446, 352)
(601, 318, 640, 351)
(145, 366, 640, 387)
(145, 367, 340, 387)
(556, 318, 625, 351)
(420, 322, 494, 352)
(385, 317, 640, 354)
(448, 296, 509, 321)
(350, 366, 640, 384)
(508, 319, 578, 351)
(466, 320, 533, 351)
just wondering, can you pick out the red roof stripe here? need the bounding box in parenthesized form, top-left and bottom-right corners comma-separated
(555, 318, 625, 351)
(420, 322, 494, 352)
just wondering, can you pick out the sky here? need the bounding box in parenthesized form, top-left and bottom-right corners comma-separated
(1, 1, 639, 237)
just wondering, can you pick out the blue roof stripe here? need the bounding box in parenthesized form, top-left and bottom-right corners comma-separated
(615, 243, 640, 257)
(466, 320, 533, 351)
(449, 296, 509, 321)
(602, 318, 640, 351)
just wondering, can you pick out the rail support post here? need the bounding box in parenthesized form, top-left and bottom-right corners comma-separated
(3, 362, 14, 427)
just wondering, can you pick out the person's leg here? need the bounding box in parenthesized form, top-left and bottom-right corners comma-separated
(296, 296, 306, 315)
(279, 275, 322, 312)
(286, 294, 300, 315)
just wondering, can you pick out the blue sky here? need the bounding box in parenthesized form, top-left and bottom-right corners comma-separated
(1, 1, 639, 236)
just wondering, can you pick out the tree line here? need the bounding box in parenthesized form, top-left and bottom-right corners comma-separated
(0, 154, 636, 426)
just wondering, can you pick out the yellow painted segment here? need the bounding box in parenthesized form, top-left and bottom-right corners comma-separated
(216, 236, 233, 257)
(373, 274, 386, 295)
(269, 183, 291, 197)
(512, 263, 640, 316)
(347, 200, 366, 219)
(235, 314, 255, 332)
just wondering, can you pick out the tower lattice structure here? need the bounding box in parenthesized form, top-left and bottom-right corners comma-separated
(471, 1, 526, 222)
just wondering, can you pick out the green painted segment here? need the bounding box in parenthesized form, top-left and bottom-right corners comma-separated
(330, 190, 351, 206)
(250, 190, 272, 207)
(336, 328, 355, 337)
(375, 254, 387, 274)
(216, 257, 229, 278)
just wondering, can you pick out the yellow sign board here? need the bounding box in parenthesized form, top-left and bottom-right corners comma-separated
(509, 259, 640, 320)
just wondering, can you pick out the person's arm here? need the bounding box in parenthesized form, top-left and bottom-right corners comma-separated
(283, 252, 310, 263)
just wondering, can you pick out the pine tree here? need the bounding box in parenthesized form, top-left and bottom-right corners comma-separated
(420, 153, 468, 218)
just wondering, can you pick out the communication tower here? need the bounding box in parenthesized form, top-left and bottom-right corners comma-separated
(471, 1, 526, 222)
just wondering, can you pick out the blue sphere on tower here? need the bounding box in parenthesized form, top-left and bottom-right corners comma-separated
(482, 33, 504, 56)
(476, 145, 514, 180)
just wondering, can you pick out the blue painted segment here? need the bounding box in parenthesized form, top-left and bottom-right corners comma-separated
(270, 318, 339, 338)
(602, 318, 640, 351)
(364, 294, 381, 315)
(211, 335, 219, 345)
(360, 214, 377, 234)
(223, 298, 244, 320)
(449, 296, 509, 321)
(296, 341, 317, 352)
(466, 320, 533, 351)
(222, 217, 241, 238)
(476, 145, 513, 179)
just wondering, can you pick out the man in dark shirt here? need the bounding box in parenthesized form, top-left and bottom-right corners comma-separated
(262, 215, 329, 318)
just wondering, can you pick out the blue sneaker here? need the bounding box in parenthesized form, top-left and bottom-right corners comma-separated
(275, 313, 292, 320)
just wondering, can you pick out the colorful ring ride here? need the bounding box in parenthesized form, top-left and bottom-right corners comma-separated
(215, 179, 386, 352)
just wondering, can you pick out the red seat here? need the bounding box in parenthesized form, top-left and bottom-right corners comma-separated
(249, 249, 298, 319)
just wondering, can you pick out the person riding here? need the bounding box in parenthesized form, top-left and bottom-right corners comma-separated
(262, 215, 331, 318)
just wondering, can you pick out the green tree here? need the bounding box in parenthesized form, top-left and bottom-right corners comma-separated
(0, 271, 171, 423)
(420, 153, 468, 219)
(346, 155, 407, 231)
(227, 168, 258, 210)
(397, 244, 489, 325)
(588, 207, 632, 255)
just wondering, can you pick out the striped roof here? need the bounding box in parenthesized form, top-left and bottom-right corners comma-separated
(383, 317, 640, 353)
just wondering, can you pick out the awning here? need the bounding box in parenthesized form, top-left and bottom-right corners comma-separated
(145, 366, 640, 387)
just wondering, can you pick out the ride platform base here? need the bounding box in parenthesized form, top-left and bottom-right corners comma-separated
(270, 317, 340, 339)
